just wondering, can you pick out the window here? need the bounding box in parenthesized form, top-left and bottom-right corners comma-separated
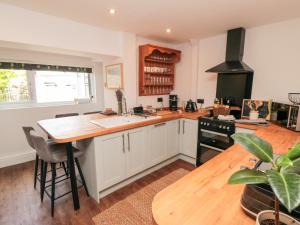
(35, 71, 91, 103)
(0, 69, 30, 103)
(0, 67, 92, 107)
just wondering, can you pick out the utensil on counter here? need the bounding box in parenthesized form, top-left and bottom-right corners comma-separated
(115, 89, 123, 115)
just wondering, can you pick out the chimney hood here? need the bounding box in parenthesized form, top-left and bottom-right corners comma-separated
(206, 27, 253, 74)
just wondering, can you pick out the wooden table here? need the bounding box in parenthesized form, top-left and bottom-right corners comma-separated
(152, 124, 300, 225)
(38, 111, 209, 210)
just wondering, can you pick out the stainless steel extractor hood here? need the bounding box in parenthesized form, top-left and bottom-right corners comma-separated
(206, 27, 253, 74)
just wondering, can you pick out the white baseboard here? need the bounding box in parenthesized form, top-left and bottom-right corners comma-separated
(0, 150, 36, 168)
(179, 154, 196, 166)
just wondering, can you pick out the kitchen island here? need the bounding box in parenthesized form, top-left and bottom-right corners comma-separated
(38, 110, 208, 204)
(152, 124, 300, 225)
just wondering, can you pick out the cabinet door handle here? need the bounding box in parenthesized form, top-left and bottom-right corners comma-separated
(122, 134, 125, 153)
(154, 122, 166, 127)
(178, 120, 181, 134)
(183, 120, 185, 134)
(127, 133, 130, 152)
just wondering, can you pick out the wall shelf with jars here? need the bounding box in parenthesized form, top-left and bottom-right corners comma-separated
(139, 44, 181, 96)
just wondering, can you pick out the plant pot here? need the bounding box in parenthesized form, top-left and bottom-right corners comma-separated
(256, 210, 300, 225)
(250, 110, 259, 120)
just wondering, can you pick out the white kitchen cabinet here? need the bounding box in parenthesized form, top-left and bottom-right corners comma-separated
(126, 128, 147, 177)
(166, 119, 181, 158)
(96, 127, 147, 190)
(147, 122, 168, 166)
(96, 131, 127, 190)
(180, 119, 198, 158)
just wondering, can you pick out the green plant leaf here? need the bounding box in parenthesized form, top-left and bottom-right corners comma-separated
(232, 133, 273, 162)
(228, 169, 268, 184)
(276, 155, 293, 169)
(266, 170, 300, 212)
(287, 143, 300, 160)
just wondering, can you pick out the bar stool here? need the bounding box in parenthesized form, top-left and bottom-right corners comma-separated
(29, 130, 89, 216)
(83, 111, 102, 115)
(55, 113, 79, 118)
(23, 127, 67, 188)
(23, 127, 39, 188)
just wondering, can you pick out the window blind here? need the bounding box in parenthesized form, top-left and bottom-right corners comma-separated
(0, 61, 92, 73)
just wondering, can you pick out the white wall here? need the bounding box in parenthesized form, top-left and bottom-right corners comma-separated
(102, 35, 194, 111)
(196, 18, 300, 106)
(0, 3, 122, 58)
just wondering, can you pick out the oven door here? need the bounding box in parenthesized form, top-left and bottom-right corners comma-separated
(197, 128, 233, 165)
(198, 143, 223, 164)
(200, 129, 233, 149)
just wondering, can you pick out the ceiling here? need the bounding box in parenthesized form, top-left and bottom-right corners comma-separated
(2, 0, 300, 42)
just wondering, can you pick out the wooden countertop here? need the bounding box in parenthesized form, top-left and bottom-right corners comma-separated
(152, 124, 300, 225)
(38, 110, 209, 143)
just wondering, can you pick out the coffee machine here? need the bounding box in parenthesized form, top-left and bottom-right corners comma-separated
(169, 95, 178, 111)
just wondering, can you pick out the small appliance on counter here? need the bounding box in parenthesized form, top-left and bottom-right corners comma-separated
(169, 95, 178, 111)
(196, 117, 236, 166)
(185, 99, 197, 112)
(241, 160, 300, 221)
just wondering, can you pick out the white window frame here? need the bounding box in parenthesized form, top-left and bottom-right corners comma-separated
(0, 70, 95, 110)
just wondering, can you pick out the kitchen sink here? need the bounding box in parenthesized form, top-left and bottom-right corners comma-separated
(90, 115, 161, 128)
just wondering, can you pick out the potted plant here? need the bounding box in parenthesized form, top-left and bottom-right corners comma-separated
(228, 133, 300, 225)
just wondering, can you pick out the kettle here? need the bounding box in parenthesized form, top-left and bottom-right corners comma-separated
(185, 99, 198, 112)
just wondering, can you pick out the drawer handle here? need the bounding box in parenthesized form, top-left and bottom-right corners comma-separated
(127, 133, 130, 152)
(122, 134, 125, 153)
(178, 120, 180, 134)
(154, 123, 166, 127)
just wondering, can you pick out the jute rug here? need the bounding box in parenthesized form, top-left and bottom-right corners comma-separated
(93, 168, 189, 225)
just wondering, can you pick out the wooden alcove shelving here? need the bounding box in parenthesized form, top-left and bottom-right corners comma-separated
(139, 44, 181, 96)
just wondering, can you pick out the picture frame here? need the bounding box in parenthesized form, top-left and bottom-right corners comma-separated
(105, 63, 123, 89)
(241, 99, 272, 120)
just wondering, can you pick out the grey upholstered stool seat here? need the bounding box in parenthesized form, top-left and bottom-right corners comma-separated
(29, 130, 89, 216)
(42, 142, 83, 163)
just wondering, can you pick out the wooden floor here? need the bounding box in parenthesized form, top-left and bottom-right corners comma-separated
(0, 159, 194, 225)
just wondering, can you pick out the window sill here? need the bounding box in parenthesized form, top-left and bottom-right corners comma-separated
(0, 101, 94, 111)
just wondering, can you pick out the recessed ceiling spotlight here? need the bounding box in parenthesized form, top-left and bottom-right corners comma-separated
(109, 8, 116, 15)
(166, 28, 171, 33)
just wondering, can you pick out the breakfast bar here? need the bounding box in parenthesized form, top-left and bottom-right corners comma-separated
(152, 124, 300, 225)
(38, 110, 209, 208)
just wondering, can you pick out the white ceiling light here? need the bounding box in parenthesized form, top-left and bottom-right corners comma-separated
(166, 28, 171, 33)
(109, 8, 116, 15)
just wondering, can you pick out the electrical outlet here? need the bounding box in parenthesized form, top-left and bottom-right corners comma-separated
(197, 99, 204, 104)
(157, 97, 163, 103)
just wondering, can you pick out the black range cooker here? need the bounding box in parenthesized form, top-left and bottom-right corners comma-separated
(196, 117, 236, 166)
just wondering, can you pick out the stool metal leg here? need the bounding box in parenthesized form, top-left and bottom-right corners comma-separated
(66, 142, 80, 210)
(75, 158, 89, 196)
(61, 162, 68, 176)
(34, 154, 39, 189)
(51, 163, 56, 217)
(41, 161, 48, 202)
